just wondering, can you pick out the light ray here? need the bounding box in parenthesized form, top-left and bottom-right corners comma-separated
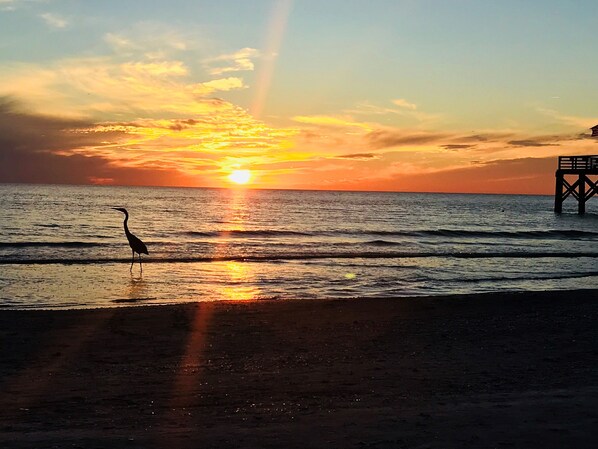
(250, 0, 293, 118)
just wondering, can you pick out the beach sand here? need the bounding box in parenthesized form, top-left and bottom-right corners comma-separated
(1, 290, 597, 448)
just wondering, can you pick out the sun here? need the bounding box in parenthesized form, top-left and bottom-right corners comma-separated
(228, 169, 252, 185)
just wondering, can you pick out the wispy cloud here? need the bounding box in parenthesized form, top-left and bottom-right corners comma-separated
(205, 47, 261, 75)
(194, 77, 246, 94)
(0, 0, 15, 11)
(536, 107, 598, 130)
(345, 100, 440, 125)
(103, 27, 189, 58)
(40, 12, 68, 29)
(104, 33, 136, 52)
(392, 98, 417, 110)
(122, 60, 188, 77)
(292, 115, 372, 130)
(0, 0, 35, 12)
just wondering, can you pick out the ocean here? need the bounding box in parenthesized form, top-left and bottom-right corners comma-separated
(1, 184, 598, 309)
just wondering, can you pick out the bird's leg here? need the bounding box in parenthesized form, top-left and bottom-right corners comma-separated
(130, 250, 134, 271)
(139, 253, 143, 273)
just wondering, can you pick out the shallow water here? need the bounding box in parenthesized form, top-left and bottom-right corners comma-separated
(1, 184, 598, 308)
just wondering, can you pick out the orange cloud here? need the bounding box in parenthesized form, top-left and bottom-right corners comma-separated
(0, 57, 250, 119)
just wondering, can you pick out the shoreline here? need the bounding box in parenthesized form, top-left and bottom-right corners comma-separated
(1, 289, 597, 447)
(3, 287, 598, 311)
(0, 288, 598, 312)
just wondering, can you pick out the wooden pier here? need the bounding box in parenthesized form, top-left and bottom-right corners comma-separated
(554, 155, 598, 214)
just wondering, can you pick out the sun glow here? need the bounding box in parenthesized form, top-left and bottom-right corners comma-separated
(228, 169, 252, 185)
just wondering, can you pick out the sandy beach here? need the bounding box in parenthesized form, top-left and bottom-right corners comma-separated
(1, 290, 597, 448)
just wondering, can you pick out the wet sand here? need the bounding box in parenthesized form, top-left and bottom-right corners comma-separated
(1, 290, 597, 448)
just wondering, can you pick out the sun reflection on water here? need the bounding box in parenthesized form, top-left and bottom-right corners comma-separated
(220, 262, 259, 301)
(210, 189, 261, 301)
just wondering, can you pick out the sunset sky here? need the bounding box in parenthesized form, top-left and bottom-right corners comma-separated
(1, 0, 597, 193)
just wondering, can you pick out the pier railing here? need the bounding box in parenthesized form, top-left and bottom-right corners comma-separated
(558, 155, 598, 171)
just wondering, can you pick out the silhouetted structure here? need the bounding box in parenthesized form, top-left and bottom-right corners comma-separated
(113, 207, 149, 270)
(554, 126, 598, 214)
(554, 156, 598, 214)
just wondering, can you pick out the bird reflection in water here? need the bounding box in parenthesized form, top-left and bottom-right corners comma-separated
(127, 273, 148, 303)
(110, 272, 152, 305)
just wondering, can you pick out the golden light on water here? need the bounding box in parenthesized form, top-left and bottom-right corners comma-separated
(228, 169, 252, 185)
(221, 262, 259, 301)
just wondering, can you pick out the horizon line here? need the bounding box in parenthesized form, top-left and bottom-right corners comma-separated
(0, 181, 552, 197)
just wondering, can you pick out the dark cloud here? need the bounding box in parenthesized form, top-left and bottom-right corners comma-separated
(0, 98, 125, 153)
(336, 152, 379, 160)
(169, 123, 186, 131)
(508, 139, 559, 147)
(463, 134, 489, 142)
(0, 146, 193, 185)
(297, 129, 336, 144)
(441, 144, 476, 150)
(0, 97, 197, 186)
(168, 118, 202, 131)
(456, 133, 514, 143)
(108, 117, 205, 132)
(367, 129, 449, 149)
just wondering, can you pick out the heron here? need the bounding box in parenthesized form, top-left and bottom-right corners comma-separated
(112, 207, 148, 271)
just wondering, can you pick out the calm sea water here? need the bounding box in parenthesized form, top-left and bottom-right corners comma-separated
(1, 184, 598, 309)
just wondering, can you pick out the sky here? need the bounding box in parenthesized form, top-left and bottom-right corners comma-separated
(1, 0, 597, 194)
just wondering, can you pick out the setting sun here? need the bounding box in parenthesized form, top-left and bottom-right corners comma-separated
(228, 170, 252, 185)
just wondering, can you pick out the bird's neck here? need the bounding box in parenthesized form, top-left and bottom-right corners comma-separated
(123, 215, 131, 236)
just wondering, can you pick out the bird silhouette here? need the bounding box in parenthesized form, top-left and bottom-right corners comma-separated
(112, 207, 148, 271)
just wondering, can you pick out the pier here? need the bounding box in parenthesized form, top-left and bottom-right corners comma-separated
(554, 155, 598, 214)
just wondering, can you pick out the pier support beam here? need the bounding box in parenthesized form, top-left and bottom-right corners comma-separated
(579, 174, 586, 214)
(554, 171, 563, 213)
